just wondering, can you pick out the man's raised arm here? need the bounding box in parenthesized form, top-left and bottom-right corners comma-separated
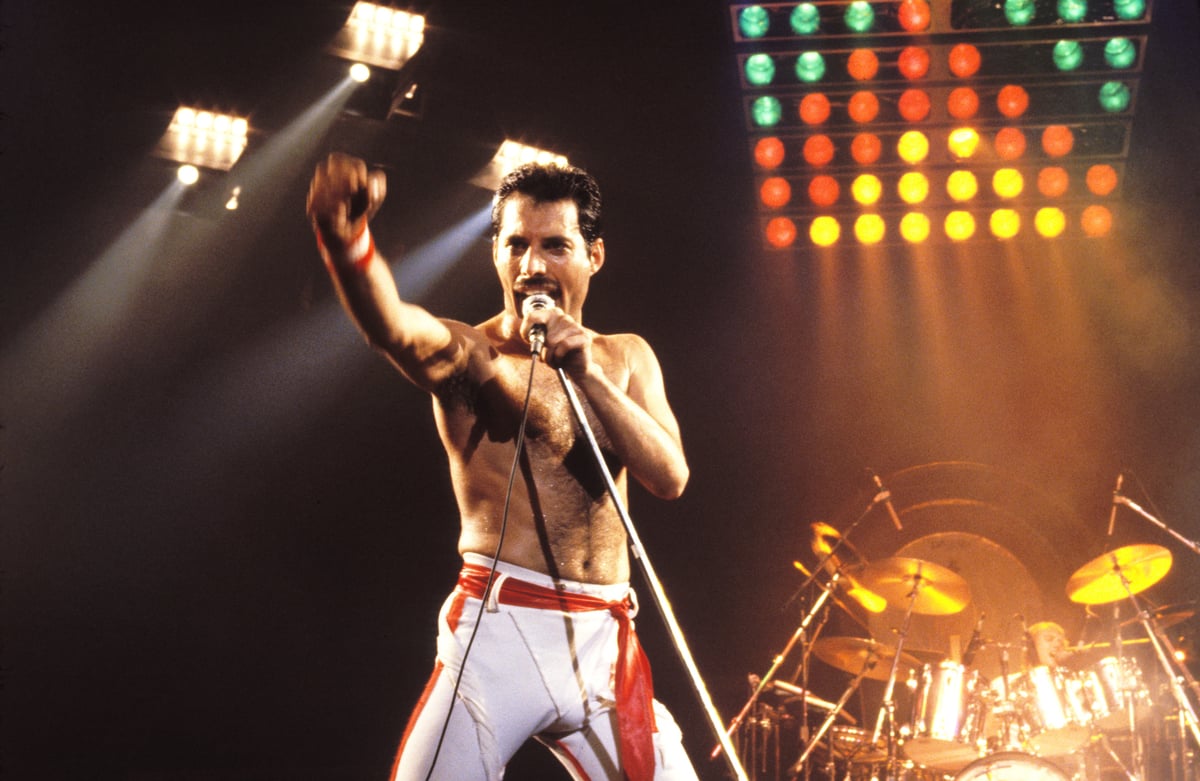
(306, 153, 467, 394)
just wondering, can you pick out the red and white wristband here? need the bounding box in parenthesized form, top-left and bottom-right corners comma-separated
(316, 220, 375, 273)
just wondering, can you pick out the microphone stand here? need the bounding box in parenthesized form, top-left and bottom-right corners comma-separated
(550, 364, 749, 781)
(1114, 495, 1200, 555)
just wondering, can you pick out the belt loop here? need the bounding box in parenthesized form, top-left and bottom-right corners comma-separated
(626, 587, 639, 620)
(485, 571, 509, 613)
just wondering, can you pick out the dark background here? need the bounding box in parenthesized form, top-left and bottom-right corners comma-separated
(2, 1, 1199, 779)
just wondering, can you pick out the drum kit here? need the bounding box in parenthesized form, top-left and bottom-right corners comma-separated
(728, 519, 1200, 781)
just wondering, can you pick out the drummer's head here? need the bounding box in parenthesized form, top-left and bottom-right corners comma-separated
(1027, 620, 1069, 667)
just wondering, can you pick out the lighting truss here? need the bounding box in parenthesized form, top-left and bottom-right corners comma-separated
(154, 106, 250, 172)
(328, 2, 426, 71)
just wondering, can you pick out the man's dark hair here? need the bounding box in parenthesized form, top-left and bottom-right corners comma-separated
(491, 163, 603, 248)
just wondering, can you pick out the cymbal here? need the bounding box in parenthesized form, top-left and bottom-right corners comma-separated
(809, 523, 887, 613)
(1120, 601, 1196, 630)
(854, 557, 971, 615)
(1066, 544, 1173, 605)
(812, 636, 940, 681)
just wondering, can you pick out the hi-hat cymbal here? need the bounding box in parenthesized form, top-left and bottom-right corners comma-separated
(810, 523, 888, 613)
(812, 636, 941, 681)
(1066, 544, 1173, 605)
(854, 557, 971, 615)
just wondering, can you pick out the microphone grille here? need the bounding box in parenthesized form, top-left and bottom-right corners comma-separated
(521, 293, 555, 317)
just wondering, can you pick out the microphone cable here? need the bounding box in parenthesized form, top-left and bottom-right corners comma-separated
(422, 345, 541, 781)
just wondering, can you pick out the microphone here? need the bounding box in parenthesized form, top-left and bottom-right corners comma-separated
(1106, 473, 1124, 537)
(521, 293, 555, 355)
(870, 472, 903, 530)
(962, 612, 985, 666)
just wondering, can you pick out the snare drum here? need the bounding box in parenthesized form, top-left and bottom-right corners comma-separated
(953, 751, 1071, 781)
(1080, 655, 1152, 731)
(904, 661, 988, 771)
(1011, 666, 1091, 756)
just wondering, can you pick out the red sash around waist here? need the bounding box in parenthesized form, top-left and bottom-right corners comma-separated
(457, 562, 657, 781)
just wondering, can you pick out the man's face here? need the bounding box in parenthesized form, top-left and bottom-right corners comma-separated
(492, 194, 604, 321)
(1032, 625, 1067, 666)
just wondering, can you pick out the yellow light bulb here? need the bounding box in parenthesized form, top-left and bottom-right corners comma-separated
(946, 170, 978, 202)
(810, 216, 841, 247)
(1035, 207, 1067, 238)
(947, 127, 980, 159)
(944, 210, 976, 241)
(993, 168, 1024, 199)
(897, 130, 929, 164)
(898, 172, 929, 204)
(990, 209, 1021, 238)
(854, 214, 886, 244)
(851, 174, 883, 205)
(900, 212, 931, 243)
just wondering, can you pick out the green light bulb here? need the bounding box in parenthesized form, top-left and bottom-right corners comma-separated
(1113, 0, 1146, 20)
(1098, 82, 1131, 113)
(739, 6, 770, 38)
(1105, 38, 1136, 69)
(844, 1, 874, 33)
(744, 54, 775, 86)
(1004, 0, 1035, 25)
(795, 52, 826, 83)
(790, 3, 820, 35)
(751, 96, 782, 127)
(1053, 40, 1084, 71)
(1058, 0, 1088, 23)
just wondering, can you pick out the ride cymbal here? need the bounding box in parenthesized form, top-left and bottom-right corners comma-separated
(855, 557, 971, 615)
(812, 636, 941, 681)
(1066, 544, 1172, 605)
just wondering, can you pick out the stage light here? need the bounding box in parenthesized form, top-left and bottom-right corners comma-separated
(993, 168, 1024, 199)
(898, 89, 931, 121)
(851, 133, 882, 164)
(1058, 0, 1088, 23)
(898, 0, 932, 32)
(854, 214, 886, 244)
(848, 91, 880, 123)
(847, 49, 878, 81)
(766, 217, 797, 248)
(947, 128, 980, 160)
(996, 85, 1029, 118)
(349, 62, 371, 83)
(1105, 38, 1136, 69)
(1042, 125, 1075, 157)
(947, 170, 979, 202)
(898, 47, 931, 81)
(752, 95, 783, 127)
(990, 208, 1021, 239)
(844, 1, 875, 33)
(155, 105, 250, 172)
(809, 175, 840, 206)
(1038, 166, 1070, 197)
(947, 87, 980, 119)
(994, 127, 1026, 160)
(761, 176, 792, 208)
(799, 93, 831, 125)
(1053, 40, 1084, 72)
(1035, 207, 1067, 238)
(470, 140, 569, 191)
(328, 2, 425, 71)
(1081, 204, 1113, 236)
(225, 185, 242, 210)
(945, 210, 976, 241)
(900, 212, 931, 243)
(1099, 81, 1131, 113)
(796, 51, 827, 83)
(803, 134, 835, 166)
(810, 216, 841, 246)
(851, 174, 883, 206)
(177, 164, 200, 185)
(949, 44, 981, 78)
(898, 172, 930, 204)
(1114, 0, 1146, 19)
(739, 5, 769, 38)
(791, 3, 820, 35)
(1086, 164, 1118, 196)
(754, 136, 785, 169)
(1005, 0, 1036, 26)
(897, 131, 929, 164)
(745, 53, 775, 86)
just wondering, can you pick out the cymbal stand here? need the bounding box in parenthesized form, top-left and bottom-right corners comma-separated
(713, 568, 845, 762)
(868, 567, 925, 781)
(787, 652, 879, 779)
(1112, 560, 1200, 779)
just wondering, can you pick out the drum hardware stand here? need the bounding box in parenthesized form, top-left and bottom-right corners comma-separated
(1109, 495, 1200, 779)
(738, 677, 782, 781)
(868, 567, 928, 781)
(716, 497, 882, 772)
(786, 653, 879, 779)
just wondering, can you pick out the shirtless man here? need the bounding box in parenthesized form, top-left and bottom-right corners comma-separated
(307, 153, 698, 780)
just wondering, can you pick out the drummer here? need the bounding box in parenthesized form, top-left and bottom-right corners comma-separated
(1027, 621, 1075, 668)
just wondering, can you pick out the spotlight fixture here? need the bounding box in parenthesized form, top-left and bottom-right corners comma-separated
(327, 2, 425, 71)
(177, 164, 200, 185)
(469, 141, 570, 191)
(349, 62, 372, 83)
(155, 105, 250, 172)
